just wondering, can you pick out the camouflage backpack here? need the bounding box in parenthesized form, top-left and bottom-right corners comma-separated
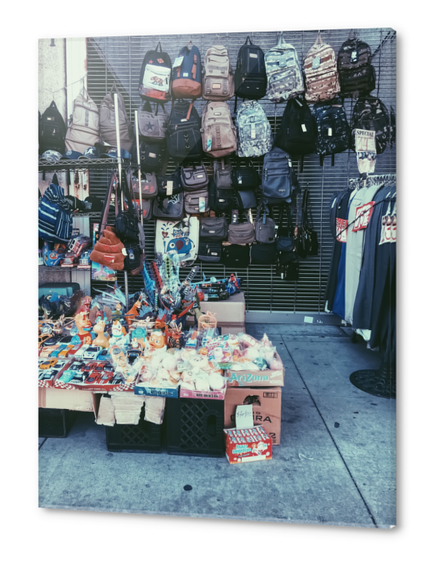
(349, 95, 390, 154)
(236, 100, 273, 158)
(312, 99, 350, 165)
(264, 34, 304, 102)
(304, 33, 340, 103)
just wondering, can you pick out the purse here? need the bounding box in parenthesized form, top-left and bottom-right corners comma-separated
(127, 170, 158, 200)
(221, 244, 251, 268)
(276, 204, 295, 253)
(199, 216, 228, 241)
(294, 188, 319, 258)
(180, 162, 209, 191)
(137, 101, 168, 142)
(251, 242, 278, 264)
(157, 169, 184, 197)
(213, 158, 233, 189)
(153, 192, 185, 220)
(235, 189, 257, 211)
(115, 171, 140, 242)
(198, 241, 223, 263)
(208, 179, 236, 214)
(231, 160, 260, 190)
(184, 189, 209, 214)
(154, 216, 199, 267)
(228, 211, 255, 245)
(255, 203, 276, 244)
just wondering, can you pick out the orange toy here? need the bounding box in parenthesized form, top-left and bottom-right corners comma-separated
(74, 311, 93, 344)
(125, 300, 142, 327)
(148, 330, 166, 350)
(93, 319, 110, 348)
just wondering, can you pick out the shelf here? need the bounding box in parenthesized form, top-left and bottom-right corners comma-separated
(38, 157, 128, 173)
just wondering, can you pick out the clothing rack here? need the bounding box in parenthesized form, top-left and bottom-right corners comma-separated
(348, 173, 396, 191)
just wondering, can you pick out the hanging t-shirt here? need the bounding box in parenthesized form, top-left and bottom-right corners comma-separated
(344, 182, 387, 325)
(352, 185, 396, 330)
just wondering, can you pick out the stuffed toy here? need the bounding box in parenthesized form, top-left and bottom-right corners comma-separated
(90, 226, 125, 271)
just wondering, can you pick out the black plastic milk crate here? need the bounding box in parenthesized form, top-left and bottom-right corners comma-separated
(105, 410, 163, 453)
(39, 408, 76, 438)
(165, 397, 225, 457)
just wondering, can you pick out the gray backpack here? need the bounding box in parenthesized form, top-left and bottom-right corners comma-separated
(236, 100, 273, 158)
(65, 88, 100, 153)
(137, 101, 168, 142)
(255, 203, 276, 244)
(99, 83, 134, 152)
(264, 34, 305, 102)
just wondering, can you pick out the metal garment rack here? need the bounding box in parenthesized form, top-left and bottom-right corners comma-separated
(348, 173, 397, 190)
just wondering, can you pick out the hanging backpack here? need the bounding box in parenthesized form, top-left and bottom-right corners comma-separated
(350, 95, 390, 154)
(304, 33, 340, 103)
(208, 178, 236, 214)
(337, 33, 376, 98)
(132, 138, 167, 172)
(39, 101, 67, 155)
(274, 96, 318, 157)
(235, 100, 273, 158)
(312, 99, 350, 165)
(260, 147, 296, 205)
(38, 175, 73, 243)
(166, 100, 202, 162)
(201, 101, 237, 158)
(202, 45, 235, 101)
(138, 42, 172, 104)
(264, 34, 304, 102)
(255, 202, 276, 244)
(234, 36, 267, 103)
(137, 101, 168, 142)
(213, 159, 233, 189)
(65, 88, 100, 154)
(99, 83, 134, 152)
(230, 160, 260, 190)
(172, 43, 202, 99)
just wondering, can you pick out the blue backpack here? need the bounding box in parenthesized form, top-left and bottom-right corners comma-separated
(38, 175, 73, 243)
(172, 44, 202, 99)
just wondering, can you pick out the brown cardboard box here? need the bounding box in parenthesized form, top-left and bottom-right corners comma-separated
(224, 386, 282, 445)
(220, 323, 246, 335)
(38, 387, 99, 415)
(200, 292, 245, 324)
(226, 351, 285, 387)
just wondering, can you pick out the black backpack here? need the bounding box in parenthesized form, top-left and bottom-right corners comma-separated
(350, 95, 390, 154)
(337, 35, 376, 98)
(274, 96, 318, 167)
(39, 101, 67, 155)
(208, 179, 236, 214)
(138, 42, 172, 104)
(166, 100, 202, 162)
(234, 36, 267, 109)
(312, 99, 350, 166)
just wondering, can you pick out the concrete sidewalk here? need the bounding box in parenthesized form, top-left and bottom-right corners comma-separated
(38, 323, 396, 528)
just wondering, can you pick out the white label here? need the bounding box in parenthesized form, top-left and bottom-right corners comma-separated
(288, 160, 292, 167)
(197, 174, 204, 178)
(301, 124, 307, 132)
(183, 73, 189, 77)
(251, 123, 256, 139)
(235, 405, 254, 430)
(199, 197, 206, 212)
(173, 56, 184, 68)
(328, 128, 333, 137)
(166, 181, 173, 196)
(249, 53, 258, 58)
(304, 316, 314, 324)
(181, 118, 188, 122)
(149, 152, 156, 158)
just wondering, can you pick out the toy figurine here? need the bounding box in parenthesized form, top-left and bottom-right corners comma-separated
(147, 330, 166, 351)
(111, 302, 124, 323)
(125, 299, 142, 327)
(73, 311, 93, 344)
(92, 319, 110, 349)
(89, 304, 112, 326)
(109, 320, 129, 347)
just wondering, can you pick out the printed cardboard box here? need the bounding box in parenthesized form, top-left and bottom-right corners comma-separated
(179, 385, 226, 401)
(224, 386, 282, 445)
(224, 426, 272, 464)
(226, 352, 285, 387)
(134, 384, 180, 398)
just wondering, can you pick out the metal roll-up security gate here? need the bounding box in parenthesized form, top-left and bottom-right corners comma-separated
(85, 28, 396, 323)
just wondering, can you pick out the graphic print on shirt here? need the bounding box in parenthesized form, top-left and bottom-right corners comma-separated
(352, 201, 375, 232)
(336, 218, 348, 242)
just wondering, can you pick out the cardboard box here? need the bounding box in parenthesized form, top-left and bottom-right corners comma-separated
(224, 386, 282, 445)
(220, 323, 246, 336)
(224, 426, 272, 464)
(134, 384, 179, 398)
(226, 352, 285, 387)
(38, 386, 100, 415)
(179, 385, 226, 401)
(200, 292, 245, 324)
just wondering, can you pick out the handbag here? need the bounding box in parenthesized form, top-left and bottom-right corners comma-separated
(180, 162, 209, 191)
(157, 169, 184, 197)
(127, 170, 158, 200)
(153, 192, 185, 220)
(115, 171, 140, 242)
(293, 188, 319, 258)
(198, 241, 223, 263)
(213, 158, 233, 189)
(184, 189, 209, 214)
(208, 179, 236, 214)
(251, 241, 278, 264)
(221, 243, 251, 268)
(276, 204, 295, 253)
(255, 203, 276, 244)
(231, 161, 260, 190)
(228, 211, 255, 245)
(137, 101, 168, 142)
(235, 189, 257, 211)
(199, 216, 228, 241)
(154, 215, 199, 267)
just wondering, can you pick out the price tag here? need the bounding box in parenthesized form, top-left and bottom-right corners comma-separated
(328, 128, 333, 137)
(301, 124, 307, 132)
(199, 197, 206, 212)
(312, 56, 321, 69)
(173, 56, 184, 68)
(235, 405, 254, 430)
(166, 181, 173, 196)
(251, 123, 256, 139)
